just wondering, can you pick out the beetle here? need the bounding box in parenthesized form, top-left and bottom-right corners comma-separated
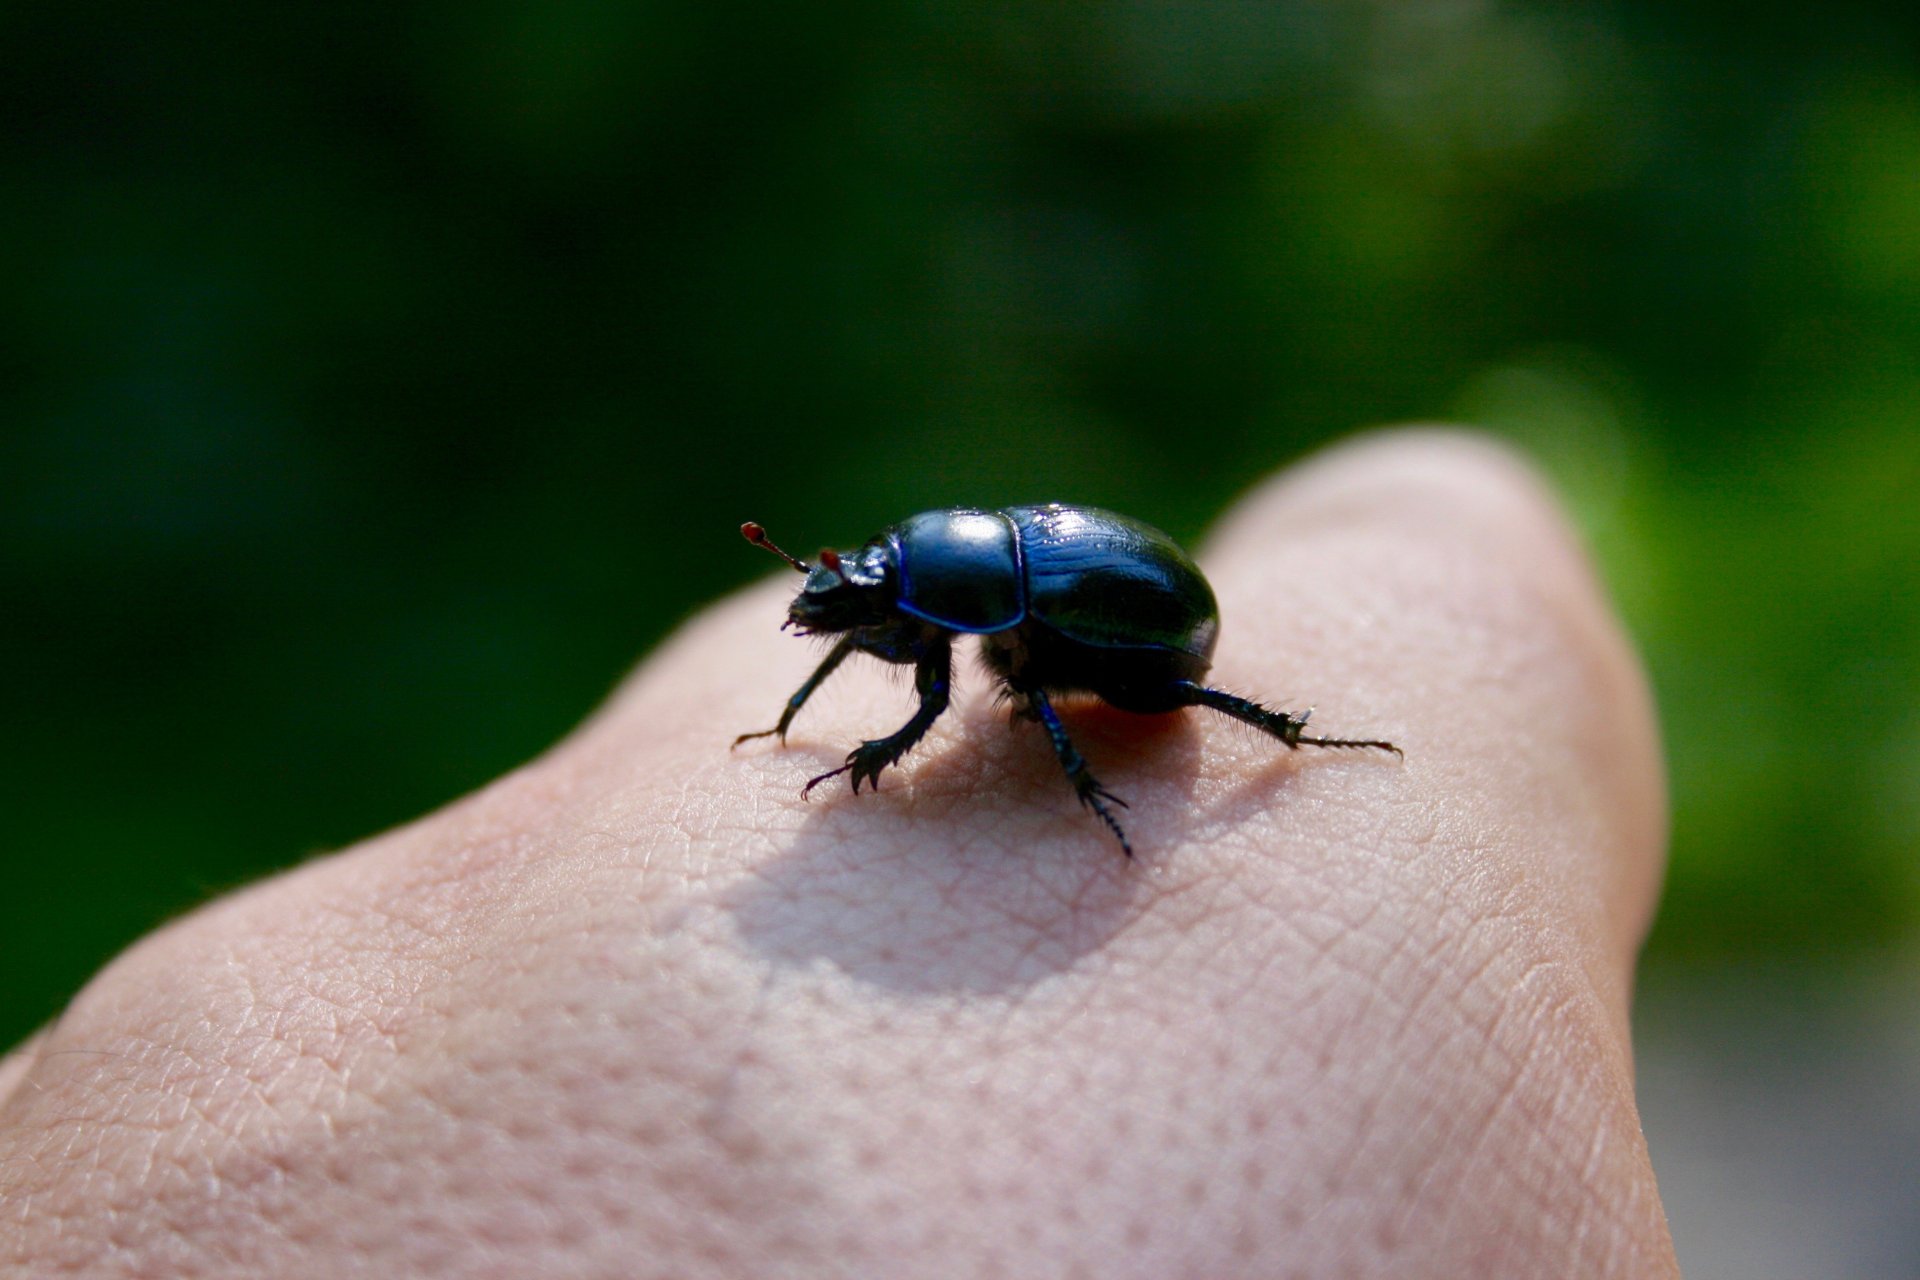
(734, 504, 1399, 855)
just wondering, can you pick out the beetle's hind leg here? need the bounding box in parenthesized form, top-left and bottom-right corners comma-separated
(1171, 681, 1402, 757)
(734, 637, 856, 748)
(1018, 686, 1133, 857)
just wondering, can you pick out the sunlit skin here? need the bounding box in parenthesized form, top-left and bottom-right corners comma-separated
(0, 432, 1676, 1278)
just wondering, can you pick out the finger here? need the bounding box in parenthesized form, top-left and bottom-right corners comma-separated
(1172, 428, 1673, 1274)
(1202, 427, 1666, 1009)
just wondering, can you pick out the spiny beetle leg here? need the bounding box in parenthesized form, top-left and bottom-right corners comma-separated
(801, 740, 893, 797)
(733, 637, 856, 750)
(1022, 685, 1134, 857)
(1172, 681, 1402, 758)
(1074, 777, 1133, 858)
(801, 639, 953, 799)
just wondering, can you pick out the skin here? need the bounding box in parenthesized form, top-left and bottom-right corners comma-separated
(0, 431, 1676, 1278)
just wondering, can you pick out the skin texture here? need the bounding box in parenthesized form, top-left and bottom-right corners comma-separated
(0, 431, 1676, 1278)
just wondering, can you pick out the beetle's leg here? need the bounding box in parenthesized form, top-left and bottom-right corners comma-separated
(1020, 686, 1133, 858)
(733, 637, 857, 748)
(1171, 681, 1402, 758)
(804, 637, 953, 796)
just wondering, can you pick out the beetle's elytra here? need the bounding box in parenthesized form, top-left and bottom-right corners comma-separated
(735, 504, 1400, 856)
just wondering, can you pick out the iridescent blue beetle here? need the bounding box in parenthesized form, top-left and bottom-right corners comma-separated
(736, 505, 1399, 855)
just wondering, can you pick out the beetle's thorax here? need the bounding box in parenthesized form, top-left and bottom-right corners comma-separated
(888, 508, 1026, 634)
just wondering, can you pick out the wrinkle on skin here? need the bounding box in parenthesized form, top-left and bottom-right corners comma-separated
(1, 430, 1675, 1279)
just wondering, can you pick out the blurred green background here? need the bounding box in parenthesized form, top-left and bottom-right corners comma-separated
(5, 0, 1918, 1053)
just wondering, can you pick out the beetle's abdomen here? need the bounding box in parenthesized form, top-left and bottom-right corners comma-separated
(890, 508, 1026, 633)
(1006, 504, 1219, 659)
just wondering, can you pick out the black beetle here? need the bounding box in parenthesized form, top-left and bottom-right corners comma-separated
(735, 504, 1399, 855)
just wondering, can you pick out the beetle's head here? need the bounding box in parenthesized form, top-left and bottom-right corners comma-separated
(786, 543, 894, 634)
(741, 522, 896, 636)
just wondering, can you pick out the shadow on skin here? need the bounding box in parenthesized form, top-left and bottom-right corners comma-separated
(721, 699, 1209, 997)
(1184, 710, 1407, 850)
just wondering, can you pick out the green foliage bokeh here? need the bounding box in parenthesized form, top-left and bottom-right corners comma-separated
(5, 0, 1918, 1044)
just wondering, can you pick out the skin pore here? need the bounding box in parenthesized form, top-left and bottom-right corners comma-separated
(0, 431, 1675, 1279)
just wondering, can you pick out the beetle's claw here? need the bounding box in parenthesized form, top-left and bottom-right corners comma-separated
(1077, 780, 1129, 811)
(1297, 734, 1404, 759)
(1074, 784, 1133, 857)
(806, 742, 900, 797)
(733, 727, 784, 750)
(1070, 776, 1134, 855)
(801, 762, 850, 798)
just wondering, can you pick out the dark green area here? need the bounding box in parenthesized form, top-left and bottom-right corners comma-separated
(5, 1, 1917, 1045)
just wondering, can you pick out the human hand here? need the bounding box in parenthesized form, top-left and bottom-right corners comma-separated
(0, 431, 1675, 1278)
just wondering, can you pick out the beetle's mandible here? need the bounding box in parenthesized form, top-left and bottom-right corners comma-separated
(734, 504, 1400, 856)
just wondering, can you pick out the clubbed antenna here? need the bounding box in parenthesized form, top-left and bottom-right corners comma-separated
(741, 522, 810, 573)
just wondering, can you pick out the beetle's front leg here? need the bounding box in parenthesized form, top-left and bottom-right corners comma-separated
(804, 637, 953, 796)
(733, 636, 856, 748)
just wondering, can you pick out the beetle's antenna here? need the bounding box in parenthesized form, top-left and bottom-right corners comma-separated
(741, 522, 811, 573)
